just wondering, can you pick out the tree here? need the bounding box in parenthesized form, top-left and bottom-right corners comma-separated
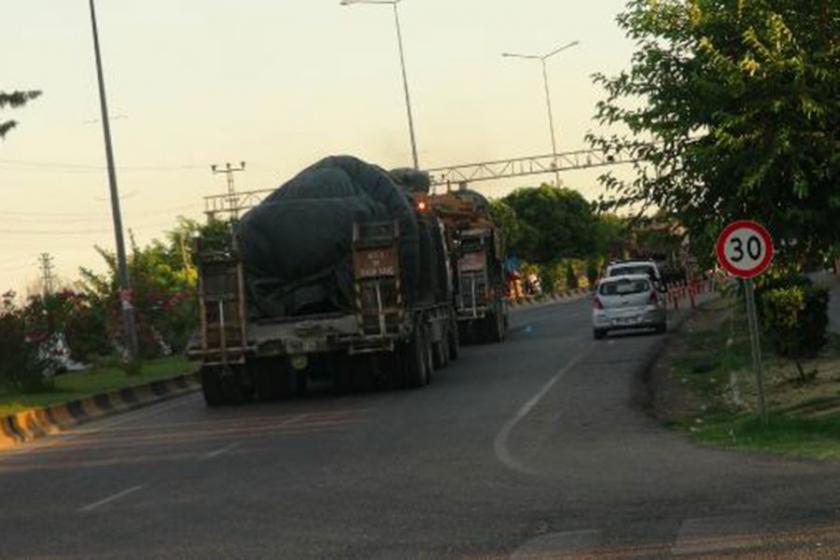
(489, 199, 522, 252)
(589, 0, 839, 268)
(0, 90, 41, 139)
(77, 217, 216, 357)
(502, 185, 598, 264)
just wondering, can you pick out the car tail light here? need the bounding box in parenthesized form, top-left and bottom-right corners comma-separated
(593, 296, 604, 310)
(649, 291, 658, 305)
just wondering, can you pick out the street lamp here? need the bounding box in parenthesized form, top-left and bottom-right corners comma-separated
(88, 0, 139, 363)
(341, 0, 420, 170)
(503, 40, 580, 187)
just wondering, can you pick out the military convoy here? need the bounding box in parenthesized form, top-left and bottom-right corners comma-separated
(189, 156, 507, 406)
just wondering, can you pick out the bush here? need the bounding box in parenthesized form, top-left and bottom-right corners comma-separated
(565, 262, 579, 290)
(0, 307, 54, 393)
(761, 280, 828, 382)
(585, 257, 600, 287)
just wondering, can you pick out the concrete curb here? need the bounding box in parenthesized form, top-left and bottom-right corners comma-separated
(0, 372, 199, 451)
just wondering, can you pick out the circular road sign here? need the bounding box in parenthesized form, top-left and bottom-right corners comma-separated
(716, 220, 775, 279)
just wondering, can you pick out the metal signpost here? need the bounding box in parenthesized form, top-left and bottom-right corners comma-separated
(716, 220, 775, 425)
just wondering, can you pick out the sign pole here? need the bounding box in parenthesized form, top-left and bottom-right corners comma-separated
(743, 278, 768, 425)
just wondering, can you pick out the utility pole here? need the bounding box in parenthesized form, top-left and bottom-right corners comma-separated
(88, 0, 140, 364)
(39, 253, 55, 297)
(211, 162, 246, 220)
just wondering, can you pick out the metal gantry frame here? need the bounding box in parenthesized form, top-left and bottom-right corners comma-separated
(203, 147, 636, 218)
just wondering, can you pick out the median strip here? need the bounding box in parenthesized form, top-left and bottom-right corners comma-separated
(0, 373, 199, 452)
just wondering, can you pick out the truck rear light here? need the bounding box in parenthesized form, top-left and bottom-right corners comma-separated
(593, 296, 604, 310)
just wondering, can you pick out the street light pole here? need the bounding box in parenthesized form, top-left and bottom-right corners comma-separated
(503, 40, 580, 187)
(89, 0, 139, 363)
(540, 58, 560, 187)
(341, 0, 420, 169)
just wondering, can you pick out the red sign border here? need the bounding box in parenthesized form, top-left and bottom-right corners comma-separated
(716, 220, 775, 279)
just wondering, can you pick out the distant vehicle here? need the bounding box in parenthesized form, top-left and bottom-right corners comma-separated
(419, 186, 509, 344)
(592, 274, 667, 340)
(605, 260, 666, 290)
(189, 157, 458, 406)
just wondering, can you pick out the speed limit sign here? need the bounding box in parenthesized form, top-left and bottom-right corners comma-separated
(716, 220, 774, 279)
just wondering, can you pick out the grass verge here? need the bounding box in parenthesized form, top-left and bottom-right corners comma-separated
(651, 296, 840, 461)
(0, 356, 196, 417)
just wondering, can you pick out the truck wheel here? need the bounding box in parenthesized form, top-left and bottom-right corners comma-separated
(433, 325, 449, 370)
(200, 366, 225, 407)
(332, 355, 354, 395)
(485, 311, 504, 343)
(220, 366, 246, 405)
(447, 319, 460, 361)
(396, 327, 428, 389)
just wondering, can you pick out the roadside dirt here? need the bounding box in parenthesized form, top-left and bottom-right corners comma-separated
(649, 295, 840, 424)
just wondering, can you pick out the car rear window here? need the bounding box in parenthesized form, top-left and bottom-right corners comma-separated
(599, 278, 651, 296)
(609, 265, 655, 278)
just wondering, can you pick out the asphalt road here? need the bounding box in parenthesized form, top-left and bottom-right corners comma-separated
(3, 299, 840, 559)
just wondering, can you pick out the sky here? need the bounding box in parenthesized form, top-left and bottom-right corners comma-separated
(1, 0, 636, 294)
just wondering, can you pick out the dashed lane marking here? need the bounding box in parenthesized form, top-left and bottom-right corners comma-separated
(78, 485, 144, 513)
(200, 442, 240, 461)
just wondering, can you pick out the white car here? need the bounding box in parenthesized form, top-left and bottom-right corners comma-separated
(605, 260, 664, 287)
(592, 274, 667, 339)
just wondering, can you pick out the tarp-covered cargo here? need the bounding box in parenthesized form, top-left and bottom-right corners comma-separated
(237, 156, 433, 320)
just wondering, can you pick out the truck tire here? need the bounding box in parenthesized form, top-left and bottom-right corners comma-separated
(220, 366, 246, 405)
(200, 366, 225, 407)
(396, 325, 429, 389)
(447, 318, 460, 361)
(332, 355, 355, 395)
(432, 324, 449, 370)
(485, 310, 505, 343)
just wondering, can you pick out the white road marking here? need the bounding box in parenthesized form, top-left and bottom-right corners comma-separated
(510, 529, 602, 559)
(78, 485, 144, 513)
(493, 345, 593, 476)
(200, 442, 240, 461)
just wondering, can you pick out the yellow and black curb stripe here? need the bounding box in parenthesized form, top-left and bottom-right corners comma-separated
(508, 287, 591, 310)
(0, 373, 199, 451)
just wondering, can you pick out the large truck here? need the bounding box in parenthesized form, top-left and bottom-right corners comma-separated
(419, 185, 508, 344)
(189, 157, 458, 406)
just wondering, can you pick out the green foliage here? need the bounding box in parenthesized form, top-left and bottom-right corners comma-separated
(489, 199, 521, 251)
(589, 0, 840, 267)
(565, 262, 579, 290)
(0, 90, 41, 139)
(760, 278, 828, 381)
(0, 301, 53, 393)
(78, 217, 206, 359)
(586, 257, 601, 286)
(594, 213, 629, 258)
(502, 185, 598, 264)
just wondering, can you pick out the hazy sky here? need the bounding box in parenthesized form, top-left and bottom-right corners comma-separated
(1, 0, 635, 293)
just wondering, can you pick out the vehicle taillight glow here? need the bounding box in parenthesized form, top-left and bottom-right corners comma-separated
(649, 291, 658, 305)
(593, 296, 604, 310)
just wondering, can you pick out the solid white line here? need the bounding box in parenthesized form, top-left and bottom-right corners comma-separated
(493, 345, 593, 476)
(78, 485, 144, 513)
(200, 442, 240, 461)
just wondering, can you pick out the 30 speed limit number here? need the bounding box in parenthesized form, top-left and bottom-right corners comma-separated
(716, 220, 775, 279)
